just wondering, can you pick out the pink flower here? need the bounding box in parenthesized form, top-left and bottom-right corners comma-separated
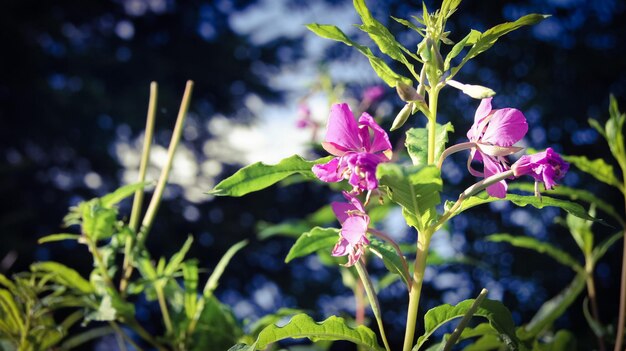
(362, 85, 385, 105)
(331, 192, 370, 266)
(512, 147, 569, 190)
(295, 103, 313, 129)
(312, 103, 392, 192)
(467, 98, 528, 198)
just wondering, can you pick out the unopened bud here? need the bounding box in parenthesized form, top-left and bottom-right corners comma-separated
(391, 102, 414, 131)
(396, 82, 423, 103)
(447, 80, 496, 99)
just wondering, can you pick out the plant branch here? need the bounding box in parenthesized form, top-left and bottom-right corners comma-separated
(442, 288, 488, 351)
(155, 281, 174, 336)
(137, 80, 194, 248)
(354, 260, 392, 351)
(121, 82, 158, 294)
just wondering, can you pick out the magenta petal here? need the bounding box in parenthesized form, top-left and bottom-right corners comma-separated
(467, 98, 493, 140)
(342, 191, 365, 213)
(331, 237, 350, 257)
(331, 201, 356, 225)
(481, 108, 528, 147)
(341, 216, 368, 245)
(323, 103, 362, 154)
(358, 113, 393, 156)
(312, 158, 344, 183)
(483, 156, 508, 198)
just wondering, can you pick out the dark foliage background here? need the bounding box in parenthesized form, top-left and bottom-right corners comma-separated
(1, 0, 624, 349)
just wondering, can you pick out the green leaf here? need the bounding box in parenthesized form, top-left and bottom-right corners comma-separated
(38, 233, 81, 244)
(486, 233, 583, 272)
(306, 24, 412, 87)
(377, 164, 442, 231)
(606, 95, 626, 169)
(405, 122, 454, 167)
(246, 313, 385, 351)
(391, 16, 423, 34)
(85, 293, 135, 323)
(592, 231, 623, 264)
(30, 262, 93, 294)
(508, 183, 623, 226)
(522, 272, 586, 338)
(285, 227, 340, 263)
(565, 212, 594, 256)
(415, 298, 518, 350)
(248, 308, 305, 338)
(190, 296, 243, 351)
(164, 235, 194, 276)
(209, 155, 332, 197)
(203, 240, 248, 297)
(368, 239, 410, 288)
(451, 14, 549, 77)
(80, 200, 117, 241)
(459, 192, 598, 222)
(535, 329, 577, 351)
(100, 182, 148, 208)
(561, 154, 622, 190)
(0, 289, 22, 335)
(257, 221, 315, 240)
(444, 31, 474, 71)
(353, 0, 418, 71)
(182, 261, 199, 320)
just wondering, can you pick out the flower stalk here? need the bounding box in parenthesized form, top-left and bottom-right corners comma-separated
(355, 260, 392, 351)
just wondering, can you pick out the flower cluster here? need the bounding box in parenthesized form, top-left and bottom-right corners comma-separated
(330, 192, 370, 266)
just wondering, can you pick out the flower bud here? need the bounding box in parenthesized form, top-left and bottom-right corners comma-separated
(391, 102, 413, 131)
(396, 82, 423, 103)
(447, 80, 496, 99)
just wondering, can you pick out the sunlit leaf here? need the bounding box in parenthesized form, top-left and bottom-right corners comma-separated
(243, 313, 385, 351)
(164, 235, 194, 277)
(368, 239, 410, 288)
(182, 261, 199, 320)
(306, 24, 412, 87)
(285, 227, 339, 263)
(30, 262, 93, 294)
(509, 183, 623, 226)
(459, 192, 598, 222)
(486, 233, 583, 272)
(377, 164, 442, 231)
(451, 14, 549, 77)
(562, 154, 622, 190)
(37, 233, 81, 244)
(101, 182, 149, 208)
(208, 155, 332, 197)
(405, 122, 454, 167)
(444, 31, 475, 71)
(0, 289, 22, 335)
(248, 308, 305, 338)
(414, 298, 518, 350)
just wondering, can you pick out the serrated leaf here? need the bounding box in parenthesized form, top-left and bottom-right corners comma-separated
(248, 313, 384, 351)
(101, 182, 148, 208)
(209, 155, 331, 197)
(377, 164, 442, 231)
(248, 308, 305, 338)
(368, 239, 410, 288)
(459, 192, 598, 222)
(203, 240, 248, 297)
(30, 262, 93, 294)
(451, 14, 549, 77)
(414, 298, 519, 350)
(486, 233, 583, 272)
(37, 233, 81, 244)
(522, 272, 586, 338)
(405, 122, 454, 167)
(285, 227, 340, 263)
(562, 154, 622, 190)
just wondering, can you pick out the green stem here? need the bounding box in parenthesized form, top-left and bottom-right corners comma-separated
(155, 281, 174, 336)
(137, 80, 194, 248)
(584, 264, 605, 351)
(121, 82, 158, 295)
(427, 88, 440, 165)
(402, 229, 432, 351)
(442, 289, 488, 351)
(354, 260, 392, 351)
(614, 186, 626, 351)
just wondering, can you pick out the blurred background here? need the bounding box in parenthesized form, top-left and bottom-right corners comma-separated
(1, 0, 625, 349)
